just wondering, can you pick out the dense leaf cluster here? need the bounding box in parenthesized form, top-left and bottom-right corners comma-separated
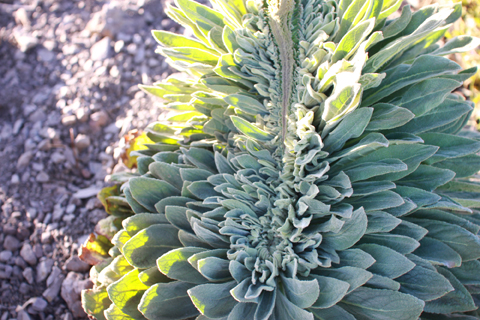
(81, 0, 480, 319)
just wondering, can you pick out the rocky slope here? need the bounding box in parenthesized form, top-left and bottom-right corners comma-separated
(0, 0, 179, 318)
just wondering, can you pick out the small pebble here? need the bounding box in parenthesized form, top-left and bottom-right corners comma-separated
(61, 115, 77, 126)
(75, 134, 90, 151)
(23, 267, 35, 284)
(20, 243, 37, 265)
(3, 235, 20, 251)
(11, 174, 20, 184)
(0, 251, 12, 262)
(31, 297, 48, 312)
(36, 171, 50, 183)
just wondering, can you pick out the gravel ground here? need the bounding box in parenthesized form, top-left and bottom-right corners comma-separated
(0, 0, 180, 318)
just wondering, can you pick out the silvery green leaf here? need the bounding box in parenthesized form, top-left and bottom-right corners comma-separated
(181, 148, 217, 173)
(424, 267, 477, 314)
(397, 165, 455, 191)
(111, 230, 131, 254)
(197, 256, 231, 282)
(157, 247, 208, 283)
(151, 151, 180, 163)
(139, 281, 199, 320)
(365, 211, 401, 234)
(341, 144, 438, 181)
(358, 72, 385, 90)
(323, 108, 372, 153)
(322, 81, 361, 126)
(165, 206, 193, 232)
(152, 30, 214, 52)
(415, 237, 462, 268)
(377, 0, 403, 20)
(138, 267, 171, 286)
(438, 66, 478, 83)
(344, 159, 407, 182)
(165, 4, 208, 44)
(323, 208, 367, 250)
(432, 35, 480, 56)
(365, 103, 414, 131)
(313, 266, 372, 295)
(406, 218, 480, 262)
(214, 152, 235, 174)
(346, 190, 404, 212)
(281, 276, 320, 308)
(203, 118, 229, 135)
(192, 221, 230, 248)
(129, 177, 181, 212)
(383, 132, 423, 145)
(394, 185, 440, 208)
(359, 233, 419, 254)
(124, 187, 150, 214)
(188, 281, 238, 318)
(449, 260, 480, 286)
(336, 249, 375, 269)
(230, 116, 274, 141)
(310, 305, 355, 320)
(254, 290, 275, 320)
(397, 265, 454, 301)
(227, 303, 256, 319)
(98, 264, 122, 287)
(188, 181, 221, 199)
(420, 132, 480, 164)
(393, 78, 461, 117)
(434, 109, 472, 135)
(411, 209, 480, 235)
(149, 162, 183, 190)
(273, 291, 314, 320)
(137, 157, 154, 175)
(335, 0, 372, 41)
(292, 276, 340, 309)
(122, 213, 169, 237)
(107, 269, 149, 318)
(188, 248, 227, 271)
(357, 243, 414, 278)
(433, 154, 480, 179)
(175, 0, 224, 37)
(339, 287, 424, 320)
(208, 27, 227, 53)
(178, 229, 212, 248)
(155, 196, 193, 214)
(82, 288, 110, 320)
(110, 256, 133, 277)
(180, 168, 212, 182)
(123, 225, 182, 269)
(379, 5, 412, 40)
(202, 76, 245, 94)
(383, 199, 416, 217)
(351, 181, 396, 196)
(210, 0, 245, 29)
(397, 97, 472, 134)
(329, 132, 389, 166)
(365, 274, 400, 291)
(332, 19, 375, 63)
(104, 303, 141, 320)
(364, 7, 455, 72)
(362, 55, 461, 106)
(140, 85, 193, 103)
(224, 94, 267, 114)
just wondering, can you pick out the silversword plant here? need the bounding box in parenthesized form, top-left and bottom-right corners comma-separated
(81, 0, 480, 319)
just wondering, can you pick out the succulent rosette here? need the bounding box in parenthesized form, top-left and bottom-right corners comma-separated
(81, 0, 480, 319)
